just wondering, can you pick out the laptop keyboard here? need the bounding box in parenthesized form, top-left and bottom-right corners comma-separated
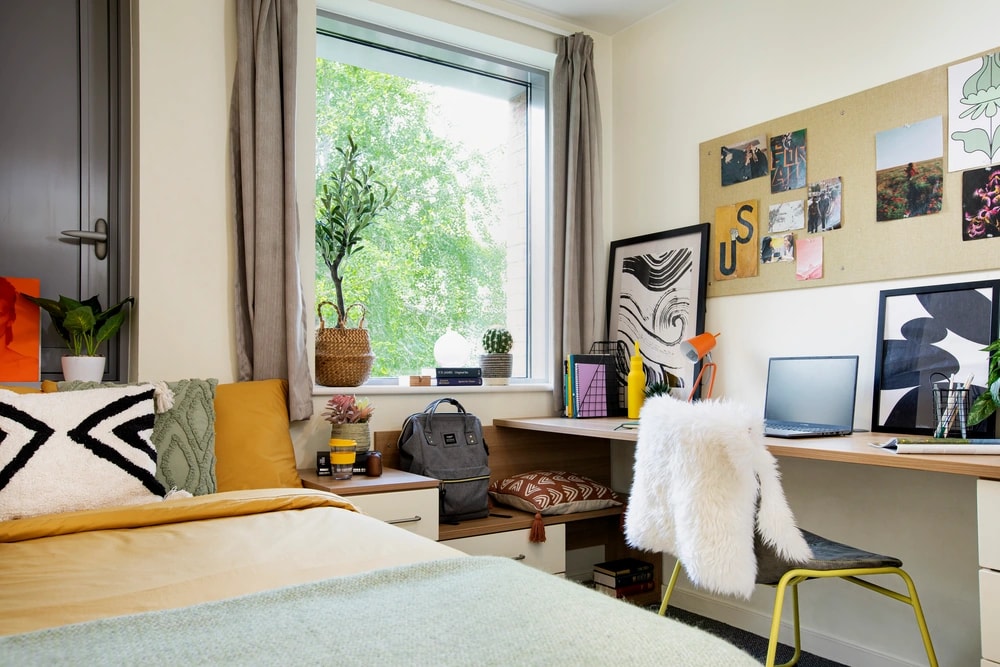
(764, 422, 843, 436)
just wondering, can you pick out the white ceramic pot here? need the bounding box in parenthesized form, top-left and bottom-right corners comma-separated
(61, 356, 106, 382)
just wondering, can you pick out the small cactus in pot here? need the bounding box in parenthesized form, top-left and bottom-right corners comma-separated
(479, 326, 513, 385)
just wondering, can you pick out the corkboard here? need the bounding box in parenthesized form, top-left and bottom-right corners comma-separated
(701, 49, 1000, 298)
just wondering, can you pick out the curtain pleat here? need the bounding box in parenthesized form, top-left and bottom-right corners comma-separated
(230, 0, 313, 421)
(551, 33, 604, 414)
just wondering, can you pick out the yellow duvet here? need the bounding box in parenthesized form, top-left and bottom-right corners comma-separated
(0, 488, 463, 636)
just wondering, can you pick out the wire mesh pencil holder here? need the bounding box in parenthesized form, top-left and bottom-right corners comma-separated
(931, 382, 969, 438)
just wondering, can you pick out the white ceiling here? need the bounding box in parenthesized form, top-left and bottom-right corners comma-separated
(502, 0, 677, 34)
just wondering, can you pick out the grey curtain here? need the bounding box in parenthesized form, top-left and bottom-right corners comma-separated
(231, 0, 313, 421)
(551, 33, 604, 414)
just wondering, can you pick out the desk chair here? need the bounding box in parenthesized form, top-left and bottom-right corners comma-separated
(624, 394, 937, 667)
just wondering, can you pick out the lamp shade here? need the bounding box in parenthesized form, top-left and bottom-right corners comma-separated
(680, 332, 719, 363)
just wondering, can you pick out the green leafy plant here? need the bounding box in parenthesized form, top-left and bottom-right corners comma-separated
(482, 326, 512, 354)
(968, 339, 1000, 427)
(22, 294, 134, 357)
(315, 135, 396, 325)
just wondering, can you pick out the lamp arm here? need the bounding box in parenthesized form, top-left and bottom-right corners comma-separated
(686, 361, 718, 402)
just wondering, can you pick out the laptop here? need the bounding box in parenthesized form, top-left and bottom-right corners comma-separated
(763, 355, 859, 438)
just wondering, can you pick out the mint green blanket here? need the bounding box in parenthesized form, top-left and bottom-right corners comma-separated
(0, 556, 757, 666)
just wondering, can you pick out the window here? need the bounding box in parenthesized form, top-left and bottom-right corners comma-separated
(315, 12, 548, 383)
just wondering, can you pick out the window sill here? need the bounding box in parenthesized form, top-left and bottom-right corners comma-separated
(312, 382, 552, 396)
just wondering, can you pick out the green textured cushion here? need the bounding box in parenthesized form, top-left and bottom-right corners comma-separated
(58, 379, 219, 495)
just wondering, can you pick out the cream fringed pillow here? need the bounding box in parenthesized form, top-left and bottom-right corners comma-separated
(0, 385, 166, 520)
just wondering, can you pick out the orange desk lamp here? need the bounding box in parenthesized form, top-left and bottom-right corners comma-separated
(680, 332, 719, 401)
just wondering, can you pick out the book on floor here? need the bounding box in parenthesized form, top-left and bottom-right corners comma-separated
(594, 580, 655, 599)
(593, 567, 654, 589)
(593, 557, 653, 577)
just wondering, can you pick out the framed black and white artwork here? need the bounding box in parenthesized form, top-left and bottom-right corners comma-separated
(872, 280, 999, 435)
(605, 223, 710, 396)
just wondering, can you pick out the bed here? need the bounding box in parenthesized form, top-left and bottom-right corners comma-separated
(0, 381, 759, 665)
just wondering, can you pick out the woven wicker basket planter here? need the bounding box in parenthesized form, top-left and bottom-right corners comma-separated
(316, 302, 374, 387)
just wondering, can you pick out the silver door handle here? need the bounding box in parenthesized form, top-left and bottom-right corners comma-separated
(61, 218, 108, 259)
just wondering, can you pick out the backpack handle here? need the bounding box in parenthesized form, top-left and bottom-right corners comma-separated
(422, 398, 478, 446)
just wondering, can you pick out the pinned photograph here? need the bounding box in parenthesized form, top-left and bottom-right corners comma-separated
(719, 135, 769, 186)
(948, 51, 1000, 172)
(961, 166, 1000, 241)
(713, 200, 759, 280)
(769, 129, 807, 193)
(768, 200, 804, 233)
(807, 177, 843, 233)
(795, 236, 823, 281)
(875, 117, 943, 221)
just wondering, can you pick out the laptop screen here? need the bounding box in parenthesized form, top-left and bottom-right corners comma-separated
(763, 355, 859, 428)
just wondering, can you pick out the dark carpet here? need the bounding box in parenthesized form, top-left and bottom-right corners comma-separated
(652, 605, 849, 666)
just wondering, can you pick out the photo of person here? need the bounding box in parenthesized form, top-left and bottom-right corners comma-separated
(0, 276, 41, 382)
(720, 135, 770, 186)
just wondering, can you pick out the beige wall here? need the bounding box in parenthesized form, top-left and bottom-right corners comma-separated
(129, 0, 611, 461)
(610, 1, 1000, 665)
(131, 1, 996, 664)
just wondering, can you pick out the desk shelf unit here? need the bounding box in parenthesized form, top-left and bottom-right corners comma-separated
(370, 425, 660, 602)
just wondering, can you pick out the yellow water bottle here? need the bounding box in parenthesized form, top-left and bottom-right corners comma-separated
(627, 341, 646, 419)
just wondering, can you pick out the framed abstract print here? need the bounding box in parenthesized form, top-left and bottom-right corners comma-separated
(872, 280, 999, 435)
(605, 223, 710, 397)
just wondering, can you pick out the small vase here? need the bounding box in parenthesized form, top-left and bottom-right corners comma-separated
(329, 422, 371, 453)
(61, 355, 106, 382)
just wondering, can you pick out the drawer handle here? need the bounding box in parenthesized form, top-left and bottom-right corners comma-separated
(386, 515, 422, 525)
(512, 554, 526, 561)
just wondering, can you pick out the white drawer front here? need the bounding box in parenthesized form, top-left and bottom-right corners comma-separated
(351, 489, 439, 541)
(980, 479, 1000, 570)
(443, 525, 566, 574)
(983, 568, 1000, 662)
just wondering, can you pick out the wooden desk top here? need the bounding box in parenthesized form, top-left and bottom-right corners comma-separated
(493, 416, 1000, 480)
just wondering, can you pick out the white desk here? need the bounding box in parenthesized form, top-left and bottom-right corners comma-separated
(494, 416, 1000, 665)
(493, 416, 1000, 480)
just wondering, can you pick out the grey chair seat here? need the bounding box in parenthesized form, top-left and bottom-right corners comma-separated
(755, 529, 903, 585)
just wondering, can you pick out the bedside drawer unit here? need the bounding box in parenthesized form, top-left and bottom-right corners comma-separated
(442, 524, 566, 574)
(351, 489, 439, 541)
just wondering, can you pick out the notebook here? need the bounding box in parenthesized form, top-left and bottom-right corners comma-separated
(763, 355, 859, 438)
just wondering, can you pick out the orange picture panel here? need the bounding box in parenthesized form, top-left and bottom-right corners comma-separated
(0, 276, 40, 382)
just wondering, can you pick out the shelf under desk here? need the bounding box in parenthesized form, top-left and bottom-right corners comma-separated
(493, 416, 1000, 480)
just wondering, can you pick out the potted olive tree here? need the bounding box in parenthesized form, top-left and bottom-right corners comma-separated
(22, 294, 134, 381)
(314, 135, 396, 386)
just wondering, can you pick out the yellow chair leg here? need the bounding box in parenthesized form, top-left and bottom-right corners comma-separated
(894, 569, 938, 667)
(657, 560, 683, 616)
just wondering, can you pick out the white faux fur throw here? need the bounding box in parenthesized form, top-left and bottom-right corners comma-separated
(624, 394, 813, 599)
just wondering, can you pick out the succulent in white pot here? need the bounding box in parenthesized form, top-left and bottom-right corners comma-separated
(479, 326, 513, 385)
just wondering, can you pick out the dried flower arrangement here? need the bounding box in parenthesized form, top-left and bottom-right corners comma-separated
(322, 394, 374, 425)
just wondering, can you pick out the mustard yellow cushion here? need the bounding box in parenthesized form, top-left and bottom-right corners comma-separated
(214, 379, 301, 491)
(40, 380, 59, 392)
(0, 385, 41, 394)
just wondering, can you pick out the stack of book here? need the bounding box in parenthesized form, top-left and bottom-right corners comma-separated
(435, 367, 482, 386)
(592, 557, 654, 599)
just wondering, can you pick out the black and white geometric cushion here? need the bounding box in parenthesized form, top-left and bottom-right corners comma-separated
(0, 385, 166, 520)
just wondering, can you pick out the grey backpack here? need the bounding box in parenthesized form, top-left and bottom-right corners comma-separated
(397, 398, 490, 523)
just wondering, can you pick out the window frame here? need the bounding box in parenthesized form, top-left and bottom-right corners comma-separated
(314, 11, 552, 386)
